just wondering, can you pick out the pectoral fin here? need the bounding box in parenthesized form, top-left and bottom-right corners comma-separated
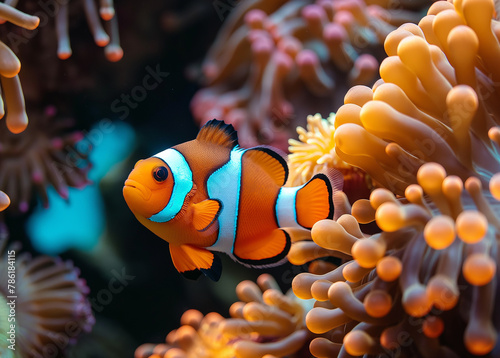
(192, 199, 221, 231)
(169, 244, 222, 281)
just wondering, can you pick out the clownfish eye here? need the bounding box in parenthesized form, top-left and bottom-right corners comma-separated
(152, 166, 169, 182)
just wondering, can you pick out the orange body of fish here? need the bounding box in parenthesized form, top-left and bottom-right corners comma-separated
(123, 120, 342, 280)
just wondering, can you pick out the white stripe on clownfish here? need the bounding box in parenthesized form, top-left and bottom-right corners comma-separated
(149, 148, 193, 223)
(275, 185, 304, 228)
(207, 146, 247, 254)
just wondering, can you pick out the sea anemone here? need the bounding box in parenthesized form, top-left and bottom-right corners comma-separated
(191, 0, 433, 150)
(0, 236, 94, 358)
(135, 274, 310, 358)
(287, 112, 371, 202)
(54, 0, 123, 62)
(25, 120, 136, 255)
(4, 0, 122, 62)
(333, 0, 500, 194)
(292, 164, 500, 357)
(289, 0, 500, 356)
(0, 106, 90, 214)
(0, 3, 39, 134)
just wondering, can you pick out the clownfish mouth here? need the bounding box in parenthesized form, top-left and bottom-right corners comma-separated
(124, 179, 151, 201)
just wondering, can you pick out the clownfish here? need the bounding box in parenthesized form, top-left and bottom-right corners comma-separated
(123, 120, 342, 281)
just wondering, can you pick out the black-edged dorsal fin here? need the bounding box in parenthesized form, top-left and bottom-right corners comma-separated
(243, 146, 289, 186)
(196, 119, 238, 149)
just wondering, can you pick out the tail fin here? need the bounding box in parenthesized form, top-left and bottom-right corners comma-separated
(296, 170, 343, 228)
